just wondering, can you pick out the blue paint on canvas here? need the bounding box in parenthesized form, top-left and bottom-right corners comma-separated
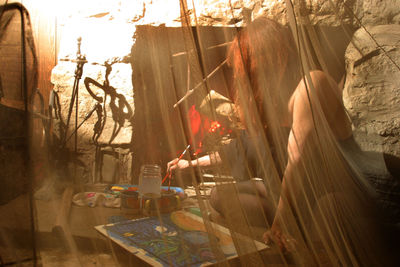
(105, 214, 233, 266)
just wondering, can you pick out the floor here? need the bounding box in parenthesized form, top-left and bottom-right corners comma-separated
(0, 185, 128, 266)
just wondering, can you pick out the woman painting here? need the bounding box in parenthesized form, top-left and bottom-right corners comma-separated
(169, 16, 400, 266)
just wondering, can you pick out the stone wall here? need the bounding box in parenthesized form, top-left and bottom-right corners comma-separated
(343, 25, 400, 156)
(50, 0, 400, 183)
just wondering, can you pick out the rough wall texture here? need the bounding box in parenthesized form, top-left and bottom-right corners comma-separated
(343, 25, 400, 156)
(50, 0, 400, 181)
(353, 0, 400, 26)
(340, 1, 400, 156)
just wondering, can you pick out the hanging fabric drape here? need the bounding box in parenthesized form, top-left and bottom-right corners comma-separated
(1, 0, 400, 266)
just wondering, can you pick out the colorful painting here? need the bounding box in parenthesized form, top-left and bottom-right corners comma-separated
(103, 211, 237, 266)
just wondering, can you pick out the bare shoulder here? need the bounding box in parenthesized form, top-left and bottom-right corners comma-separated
(300, 70, 338, 93)
(293, 70, 341, 104)
(289, 70, 342, 124)
(291, 70, 352, 139)
(309, 70, 329, 81)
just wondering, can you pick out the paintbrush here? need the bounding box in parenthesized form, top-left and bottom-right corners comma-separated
(162, 145, 191, 189)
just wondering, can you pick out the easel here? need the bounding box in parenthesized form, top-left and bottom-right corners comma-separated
(52, 37, 87, 252)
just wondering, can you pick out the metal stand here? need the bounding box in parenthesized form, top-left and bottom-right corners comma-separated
(62, 37, 87, 151)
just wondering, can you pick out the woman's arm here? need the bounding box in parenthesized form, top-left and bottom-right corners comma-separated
(283, 72, 324, 199)
(167, 152, 222, 172)
(270, 76, 315, 229)
(267, 71, 337, 249)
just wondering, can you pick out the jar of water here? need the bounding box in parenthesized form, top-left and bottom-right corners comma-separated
(138, 164, 162, 198)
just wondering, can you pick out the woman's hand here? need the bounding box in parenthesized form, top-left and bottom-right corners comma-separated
(167, 158, 190, 172)
(263, 222, 297, 253)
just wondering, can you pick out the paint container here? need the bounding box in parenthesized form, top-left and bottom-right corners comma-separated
(138, 164, 162, 198)
(142, 190, 181, 216)
(160, 190, 181, 213)
(120, 190, 141, 215)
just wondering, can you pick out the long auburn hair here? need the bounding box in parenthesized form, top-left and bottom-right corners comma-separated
(227, 17, 301, 131)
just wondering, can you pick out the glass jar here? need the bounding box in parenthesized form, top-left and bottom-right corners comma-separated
(138, 164, 162, 198)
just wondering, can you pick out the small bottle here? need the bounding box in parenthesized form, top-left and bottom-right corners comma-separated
(138, 164, 162, 198)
